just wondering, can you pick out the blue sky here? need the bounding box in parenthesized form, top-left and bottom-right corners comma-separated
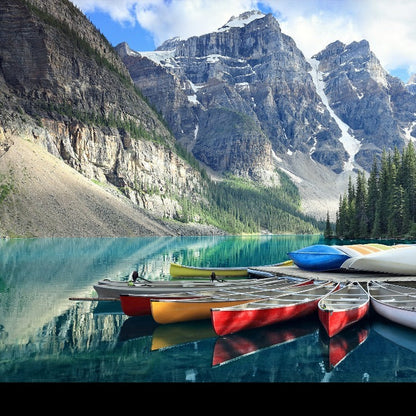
(74, 0, 416, 82)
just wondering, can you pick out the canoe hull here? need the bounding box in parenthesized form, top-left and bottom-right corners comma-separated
(211, 298, 321, 337)
(288, 245, 349, 272)
(94, 283, 217, 298)
(151, 298, 259, 324)
(368, 281, 416, 330)
(318, 283, 370, 337)
(94, 279, 246, 298)
(120, 294, 203, 316)
(170, 263, 248, 278)
(318, 303, 369, 338)
(371, 299, 416, 330)
(341, 245, 416, 275)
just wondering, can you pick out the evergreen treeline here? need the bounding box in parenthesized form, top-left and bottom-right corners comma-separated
(176, 173, 322, 234)
(334, 142, 416, 239)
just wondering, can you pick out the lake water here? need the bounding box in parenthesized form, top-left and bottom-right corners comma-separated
(1, 235, 416, 383)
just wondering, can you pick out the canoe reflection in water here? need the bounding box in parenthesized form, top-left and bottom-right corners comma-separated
(118, 315, 158, 342)
(118, 312, 371, 372)
(151, 321, 216, 351)
(318, 318, 370, 371)
(212, 315, 320, 367)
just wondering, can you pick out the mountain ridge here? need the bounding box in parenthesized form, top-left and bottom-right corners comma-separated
(117, 10, 416, 217)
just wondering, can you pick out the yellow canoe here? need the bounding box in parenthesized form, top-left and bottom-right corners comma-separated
(169, 260, 294, 278)
(151, 297, 260, 324)
(169, 263, 249, 278)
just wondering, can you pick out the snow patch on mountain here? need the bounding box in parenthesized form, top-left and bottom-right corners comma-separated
(217, 10, 265, 32)
(403, 120, 416, 143)
(139, 49, 177, 67)
(309, 58, 361, 172)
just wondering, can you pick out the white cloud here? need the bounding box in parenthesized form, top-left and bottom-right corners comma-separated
(267, 0, 416, 78)
(133, 0, 258, 47)
(73, 0, 416, 79)
(75, 0, 137, 24)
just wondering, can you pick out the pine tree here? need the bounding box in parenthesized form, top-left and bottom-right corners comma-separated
(402, 142, 416, 224)
(367, 157, 379, 234)
(324, 211, 332, 238)
(335, 145, 416, 239)
(355, 171, 368, 238)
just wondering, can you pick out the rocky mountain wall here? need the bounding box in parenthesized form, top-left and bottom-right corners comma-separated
(0, 0, 206, 224)
(313, 40, 416, 168)
(118, 10, 416, 217)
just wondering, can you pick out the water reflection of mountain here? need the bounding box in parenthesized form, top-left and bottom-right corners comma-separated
(118, 316, 158, 342)
(0, 237, 230, 345)
(0, 236, 322, 346)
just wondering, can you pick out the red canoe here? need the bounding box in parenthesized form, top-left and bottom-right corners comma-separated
(318, 282, 370, 338)
(211, 281, 339, 336)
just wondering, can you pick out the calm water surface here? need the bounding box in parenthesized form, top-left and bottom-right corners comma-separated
(1, 235, 416, 383)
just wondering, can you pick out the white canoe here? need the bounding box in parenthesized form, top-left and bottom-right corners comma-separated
(341, 245, 416, 275)
(367, 281, 416, 330)
(93, 276, 308, 298)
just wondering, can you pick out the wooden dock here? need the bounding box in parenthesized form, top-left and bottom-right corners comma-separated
(250, 265, 416, 285)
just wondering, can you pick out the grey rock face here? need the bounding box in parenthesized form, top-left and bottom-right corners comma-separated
(120, 11, 416, 183)
(0, 0, 206, 221)
(118, 11, 347, 181)
(313, 40, 416, 167)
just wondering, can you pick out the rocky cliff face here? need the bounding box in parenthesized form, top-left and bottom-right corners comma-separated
(0, 0, 206, 229)
(313, 40, 416, 168)
(117, 11, 346, 187)
(118, 11, 416, 217)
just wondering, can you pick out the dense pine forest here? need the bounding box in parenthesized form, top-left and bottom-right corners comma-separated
(175, 169, 323, 234)
(331, 142, 416, 239)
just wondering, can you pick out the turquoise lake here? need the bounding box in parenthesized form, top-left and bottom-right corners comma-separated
(1, 234, 416, 383)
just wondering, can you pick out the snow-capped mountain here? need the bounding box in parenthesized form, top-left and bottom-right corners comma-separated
(116, 10, 416, 216)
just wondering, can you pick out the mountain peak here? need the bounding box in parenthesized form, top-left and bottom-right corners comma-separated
(217, 10, 265, 32)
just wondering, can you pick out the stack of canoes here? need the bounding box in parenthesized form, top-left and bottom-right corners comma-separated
(93, 276, 416, 341)
(91, 244, 416, 341)
(288, 243, 416, 274)
(149, 277, 317, 324)
(211, 281, 340, 336)
(122, 276, 313, 317)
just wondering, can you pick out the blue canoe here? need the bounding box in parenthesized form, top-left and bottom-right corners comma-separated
(288, 245, 350, 272)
